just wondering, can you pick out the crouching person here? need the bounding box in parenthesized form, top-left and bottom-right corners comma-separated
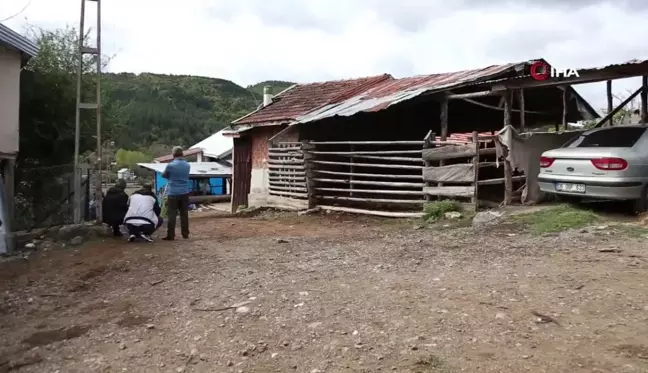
(123, 184, 163, 242)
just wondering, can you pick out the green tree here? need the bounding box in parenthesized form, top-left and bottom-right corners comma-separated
(114, 149, 153, 170)
(19, 26, 115, 168)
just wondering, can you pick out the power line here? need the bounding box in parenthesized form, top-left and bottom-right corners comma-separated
(0, 0, 32, 22)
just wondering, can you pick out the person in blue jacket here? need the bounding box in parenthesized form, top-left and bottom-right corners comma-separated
(162, 146, 191, 240)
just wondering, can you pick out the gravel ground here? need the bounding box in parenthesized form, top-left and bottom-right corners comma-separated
(1, 210, 648, 373)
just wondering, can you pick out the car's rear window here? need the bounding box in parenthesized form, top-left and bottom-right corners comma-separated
(566, 127, 647, 148)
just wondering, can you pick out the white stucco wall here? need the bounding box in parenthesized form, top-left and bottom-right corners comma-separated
(0, 46, 21, 157)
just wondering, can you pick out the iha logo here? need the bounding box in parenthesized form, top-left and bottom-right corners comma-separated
(530, 61, 579, 81)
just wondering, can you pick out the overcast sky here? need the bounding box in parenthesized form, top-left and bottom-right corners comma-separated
(2, 0, 648, 112)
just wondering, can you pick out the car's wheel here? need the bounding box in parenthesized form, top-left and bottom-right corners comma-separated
(632, 184, 648, 214)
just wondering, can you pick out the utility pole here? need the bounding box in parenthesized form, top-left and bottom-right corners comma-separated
(74, 0, 102, 223)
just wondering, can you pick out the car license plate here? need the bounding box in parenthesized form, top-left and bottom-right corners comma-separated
(555, 182, 586, 193)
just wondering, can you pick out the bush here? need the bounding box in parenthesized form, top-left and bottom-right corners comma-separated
(423, 200, 462, 222)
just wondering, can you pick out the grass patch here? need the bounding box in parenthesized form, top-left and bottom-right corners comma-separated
(423, 200, 462, 223)
(609, 223, 648, 238)
(508, 204, 599, 234)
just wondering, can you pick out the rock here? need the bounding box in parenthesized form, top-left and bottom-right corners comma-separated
(24, 242, 37, 250)
(495, 312, 507, 319)
(119, 343, 127, 350)
(145, 324, 155, 329)
(235, 306, 250, 314)
(271, 352, 279, 358)
(57, 224, 93, 240)
(444, 211, 462, 220)
(276, 238, 289, 244)
(226, 361, 234, 367)
(175, 367, 185, 373)
(70, 236, 84, 246)
(472, 211, 505, 228)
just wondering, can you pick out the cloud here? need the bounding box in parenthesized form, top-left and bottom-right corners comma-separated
(1, 0, 647, 111)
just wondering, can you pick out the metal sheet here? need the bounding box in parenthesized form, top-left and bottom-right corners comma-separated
(0, 23, 38, 58)
(137, 162, 231, 177)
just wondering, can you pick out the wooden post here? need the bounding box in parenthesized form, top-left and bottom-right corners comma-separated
(607, 80, 613, 126)
(302, 140, 317, 209)
(438, 98, 448, 189)
(471, 131, 479, 211)
(503, 91, 512, 127)
(423, 131, 434, 202)
(518, 89, 525, 132)
(641, 76, 648, 123)
(562, 87, 568, 131)
(2, 159, 15, 251)
(349, 144, 355, 197)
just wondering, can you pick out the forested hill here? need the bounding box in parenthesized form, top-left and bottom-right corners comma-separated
(103, 73, 294, 150)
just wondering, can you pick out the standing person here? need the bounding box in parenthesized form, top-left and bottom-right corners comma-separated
(123, 183, 163, 242)
(162, 146, 190, 240)
(102, 179, 129, 236)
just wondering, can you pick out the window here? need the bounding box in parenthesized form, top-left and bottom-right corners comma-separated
(566, 127, 647, 148)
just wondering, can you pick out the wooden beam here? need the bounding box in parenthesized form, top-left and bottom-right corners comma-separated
(310, 149, 422, 155)
(2, 159, 15, 251)
(562, 87, 568, 130)
(518, 89, 525, 132)
(446, 91, 496, 100)
(423, 186, 475, 198)
(316, 187, 424, 195)
(478, 175, 526, 185)
(503, 90, 512, 127)
(319, 196, 424, 205)
(319, 205, 424, 218)
(641, 76, 648, 123)
(313, 169, 422, 180)
(491, 66, 648, 90)
(316, 154, 423, 163)
(471, 131, 479, 209)
(594, 86, 644, 128)
(423, 130, 433, 202)
(422, 164, 474, 183)
(311, 160, 422, 170)
(309, 141, 425, 145)
(313, 178, 424, 188)
(422, 144, 474, 161)
(607, 80, 613, 126)
(440, 97, 449, 141)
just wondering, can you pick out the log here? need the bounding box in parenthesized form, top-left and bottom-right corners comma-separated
(268, 171, 306, 177)
(423, 186, 475, 198)
(268, 164, 304, 170)
(471, 131, 479, 208)
(269, 176, 306, 182)
(519, 89, 525, 131)
(269, 180, 307, 187)
(319, 205, 424, 218)
(267, 159, 304, 165)
(447, 91, 495, 100)
(641, 76, 648, 123)
(315, 187, 425, 195)
(423, 164, 474, 183)
(268, 190, 308, 198)
(313, 178, 424, 188)
(311, 160, 423, 170)
(309, 141, 425, 145)
(318, 196, 425, 204)
(189, 194, 231, 204)
(269, 185, 307, 192)
(607, 80, 613, 126)
(310, 150, 422, 155)
(477, 175, 526, 185)
(316, 153, 423, 163)
(313, 170, 422, 180)
(268, 152, 303, 157)
(268, 146, 301, 152)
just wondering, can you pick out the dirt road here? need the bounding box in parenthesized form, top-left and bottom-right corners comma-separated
(1, 211, 648, 372)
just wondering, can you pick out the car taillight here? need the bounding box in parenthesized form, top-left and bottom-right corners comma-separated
(591, 157, 628, 170)
(539, 156, 555, 168)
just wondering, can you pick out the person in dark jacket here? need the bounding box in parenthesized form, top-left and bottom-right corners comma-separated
(102, 179, 129, 236)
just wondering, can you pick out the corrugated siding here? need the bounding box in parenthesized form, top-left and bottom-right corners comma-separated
(0, 24, 38, 57)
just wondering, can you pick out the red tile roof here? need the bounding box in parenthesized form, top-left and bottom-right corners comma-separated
(233, 74, 392, 126)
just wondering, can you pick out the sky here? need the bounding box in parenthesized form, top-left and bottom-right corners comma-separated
(2, 0, 648, 112)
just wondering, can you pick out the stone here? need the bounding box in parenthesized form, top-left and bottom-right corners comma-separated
(70, 236, 84, 246)
(24, 243, 36, 250)
(444, 211, 463, 220)
(235, 306, 250, 314)
(472, 211, 505, 228)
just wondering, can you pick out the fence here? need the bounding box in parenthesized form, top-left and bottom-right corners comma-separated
(14, 163, 92, 231)
(262, 133, 525, 216)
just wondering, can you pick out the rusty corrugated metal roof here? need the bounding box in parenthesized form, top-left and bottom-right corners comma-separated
(296, 62, 527, 123)
(232, 74, 392, 125)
